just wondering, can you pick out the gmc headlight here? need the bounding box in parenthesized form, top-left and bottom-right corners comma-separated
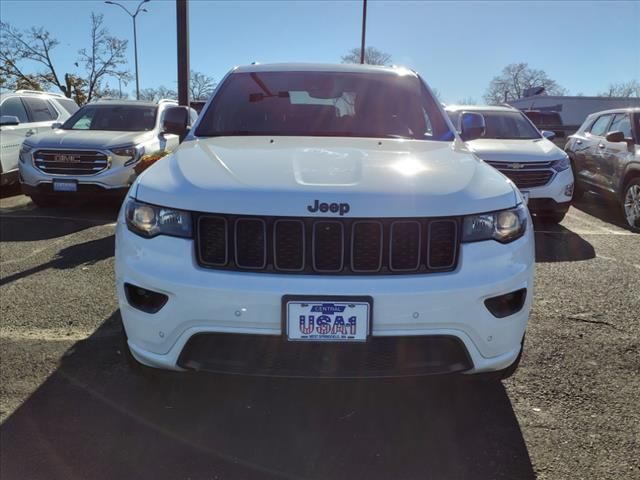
(112, 145, 145, 166)
(462, 204, 528, 244)
(551, 156, 570, 172)
(125, 199, 192, 238)
(19, 144, 34, 163)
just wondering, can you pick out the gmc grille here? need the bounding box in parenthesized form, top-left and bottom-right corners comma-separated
(485, 161, 554, 189)
(197, 214, 460, 275)
(33, 149, 109, 175)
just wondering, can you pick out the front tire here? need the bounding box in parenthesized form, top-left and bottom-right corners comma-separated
(622, 178, 640, 233)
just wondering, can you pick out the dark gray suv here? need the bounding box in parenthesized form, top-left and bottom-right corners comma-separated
(566, 108, 640, 232)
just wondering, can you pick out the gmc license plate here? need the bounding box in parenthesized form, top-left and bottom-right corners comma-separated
(284, 296, 372, 342)
(52, 180, 78, 192)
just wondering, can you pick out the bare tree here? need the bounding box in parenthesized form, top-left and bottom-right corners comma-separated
(139, 85, 177, 102)
(484, 63, 567, 103)
(600, 79, 640, 98)
(0, 16, 130, 104)
(341, 47, 392, 66)
(189, 70, 216, 100)
(78, 13, 130, 103)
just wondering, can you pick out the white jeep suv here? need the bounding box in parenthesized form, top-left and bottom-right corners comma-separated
(116, 64, 534, 379)
(19, 99, 197, 206)
(0, 90, 78, 186)
(446, 105, 574, 224)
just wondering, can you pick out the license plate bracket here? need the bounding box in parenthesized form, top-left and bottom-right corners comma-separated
(282, 295, 373, 343)
(52, 179, 78, 192)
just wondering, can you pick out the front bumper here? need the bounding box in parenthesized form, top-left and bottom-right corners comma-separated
(115, 212, 535, 376)
(523, 168, 573, 213)
(19, 156, 136, 192)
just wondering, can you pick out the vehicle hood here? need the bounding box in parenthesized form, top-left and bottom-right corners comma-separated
(466, 138, 566, 163)
(24, 129, 154, 150)
(135, 136, 518, 217)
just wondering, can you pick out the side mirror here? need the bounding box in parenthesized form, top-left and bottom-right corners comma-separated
(541, 130, 556, 141)
(0, 115, 20, 126)
(162, 106, 189, 138)
(605, 131, 625, 143)
(460, 112, 486, 141)
(51, 122, 63, 130)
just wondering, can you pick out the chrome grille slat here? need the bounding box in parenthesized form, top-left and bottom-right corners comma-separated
(196, 215, 460, 275)
(33, 149, 109, 176)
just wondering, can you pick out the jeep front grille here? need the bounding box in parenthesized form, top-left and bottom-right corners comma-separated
(196, 214, 460, 275)
(33, 149, 109, 175)
(485, 160, 554, 189)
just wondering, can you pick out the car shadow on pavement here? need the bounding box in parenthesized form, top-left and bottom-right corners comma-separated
(572, 192, 630, 231)
(0, 234, 114, 287)
(0, 311, 535, 480)
(534, 224, 595, 263)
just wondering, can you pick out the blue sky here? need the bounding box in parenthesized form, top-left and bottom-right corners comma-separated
(1, 0, 639, 102)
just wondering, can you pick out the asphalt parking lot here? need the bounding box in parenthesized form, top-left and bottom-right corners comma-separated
(1, 189, 638, 480)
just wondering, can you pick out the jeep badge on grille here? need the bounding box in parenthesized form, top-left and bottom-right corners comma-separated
(307, 200, 350, 216)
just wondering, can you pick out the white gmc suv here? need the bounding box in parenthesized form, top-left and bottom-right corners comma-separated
(116, 64, 535, 380)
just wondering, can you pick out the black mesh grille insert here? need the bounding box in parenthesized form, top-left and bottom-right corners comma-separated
(313, 222, 344, 272)
(274, 220, 305, 271)
(198, 216, 227, 265)
(196, 214, 460, 275)
(390, 221, 421, 271)
(235, 219, 266, 268)
(428, 221, 458, 269)
(351, 222, 383, 272)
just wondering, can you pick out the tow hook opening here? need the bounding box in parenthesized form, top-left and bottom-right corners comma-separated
(124, 283, 168, 314)
(484, 288, 527, 318)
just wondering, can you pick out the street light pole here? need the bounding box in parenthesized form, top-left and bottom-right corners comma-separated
(105, 0, 149, 100)
(360, 0, 367, 64)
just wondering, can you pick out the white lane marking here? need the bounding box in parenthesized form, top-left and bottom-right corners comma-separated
(564, 210, 626, 234)
(1, 328, 95, 342)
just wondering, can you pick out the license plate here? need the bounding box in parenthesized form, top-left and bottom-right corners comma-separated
(284, 296, 372, 342)
(53, 180, 77, 192)
(521, 191, 530, 204)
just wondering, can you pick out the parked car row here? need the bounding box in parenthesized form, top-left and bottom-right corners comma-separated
(0, 90, 79, 185)
(0, 64, 637, 381)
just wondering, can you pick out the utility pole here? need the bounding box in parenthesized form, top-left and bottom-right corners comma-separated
(360, 0, 367, 64)
(105, 0, 149, 100)
(176, 0, 190, 107)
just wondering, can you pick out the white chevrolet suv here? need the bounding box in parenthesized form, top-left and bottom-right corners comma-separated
(116, 64, 534, 379)
(19, 99, 197, 207)
(446, 105, 574, 224)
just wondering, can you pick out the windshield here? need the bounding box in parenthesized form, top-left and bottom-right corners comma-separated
(195, 71, 454, 141)
(477, 111, 541, 140)
(62, 104, 158, 132)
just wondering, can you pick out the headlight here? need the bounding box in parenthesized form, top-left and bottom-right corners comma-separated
(551, 156, 570, 172)
(125, 199, 192, 238)
(462, 204, 528, 244)
(19, 144, 34, 163)
(112, 145, 145, 166)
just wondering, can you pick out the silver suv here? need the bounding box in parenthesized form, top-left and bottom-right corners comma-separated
(0, 90, 79, 186)
(19, 99, 197, 207)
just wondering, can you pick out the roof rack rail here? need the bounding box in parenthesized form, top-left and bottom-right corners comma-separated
(15, 89, 65, 98)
